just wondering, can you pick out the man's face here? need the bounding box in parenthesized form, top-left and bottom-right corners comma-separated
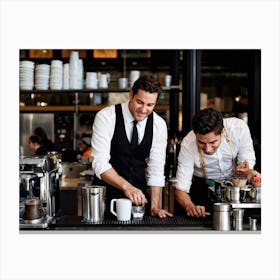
(28, 140, 36, 151)
(128, 89, 158, 122)
(196, 130, 224, 155)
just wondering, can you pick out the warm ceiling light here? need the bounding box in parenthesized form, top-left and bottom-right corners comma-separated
(235, 96, 241, 102)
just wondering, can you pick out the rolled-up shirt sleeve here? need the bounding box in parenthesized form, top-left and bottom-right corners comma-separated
(146, 113, 167, 187)
(175, 135, 196, 193)
(233, 119, 256, 169)
(91, 106, 115, 179)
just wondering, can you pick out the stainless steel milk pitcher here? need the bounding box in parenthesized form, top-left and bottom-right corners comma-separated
(213, 203, 231, 231)
(232, 208, 244, 230)
(82, 185, 106, 223)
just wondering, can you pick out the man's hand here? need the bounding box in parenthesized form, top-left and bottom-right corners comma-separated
(185, 202, 210, 218)
(124, 186, 147, 206)
(236, 160, 250, 176)
(150, 208, 173, 219)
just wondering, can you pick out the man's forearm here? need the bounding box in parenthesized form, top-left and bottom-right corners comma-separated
(175, 188, 192, 209)
(149, 186, 162, 209)
(100, 168, 132, 191)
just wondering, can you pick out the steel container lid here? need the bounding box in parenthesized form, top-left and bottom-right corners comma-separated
(82, 185, 106, 194)
(214, 202, 231, 212)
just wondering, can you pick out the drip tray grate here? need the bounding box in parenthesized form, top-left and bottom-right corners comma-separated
(75, 215, 213, 228)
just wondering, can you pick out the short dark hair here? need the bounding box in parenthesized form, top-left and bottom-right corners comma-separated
(34, 127, 47, 140)
(192, 108, 224, 135)
(29, 135, 40, 144)
(132, 75, 162, 99)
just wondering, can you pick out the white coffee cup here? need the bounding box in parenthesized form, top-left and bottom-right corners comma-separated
(118, 77, 128, 89)
(110, 198, 132, 221)
(130, 70, 140, 87)
(99, 74, 108, 88)
(164, 75, 172, 87)
(85, 72, 98, 89)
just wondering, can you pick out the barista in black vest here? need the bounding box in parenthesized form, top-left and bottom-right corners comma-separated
(91, 75, 173, 219)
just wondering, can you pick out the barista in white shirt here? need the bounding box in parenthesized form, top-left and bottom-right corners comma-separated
(91, 75, 173, 218)
(175, 107, 256, 218)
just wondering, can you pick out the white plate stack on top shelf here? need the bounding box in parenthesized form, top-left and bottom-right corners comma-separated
(50, 60, 63, 90)
(63, 63, 70, 90)
(69, 51, 84, 89)
(34, 64, 50, 90)
(69, 51, 79, 89)
(20, 60, 35, 90)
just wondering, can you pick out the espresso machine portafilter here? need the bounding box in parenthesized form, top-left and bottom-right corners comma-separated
(19, 155, 60, 229)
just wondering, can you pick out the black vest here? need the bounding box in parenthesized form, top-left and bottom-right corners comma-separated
(93, 104, 153, 201)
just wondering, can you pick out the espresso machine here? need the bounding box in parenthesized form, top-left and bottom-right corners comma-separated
(19, 154, 60, 229)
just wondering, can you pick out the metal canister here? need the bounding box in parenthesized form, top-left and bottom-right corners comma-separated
(82, 186, 106, 223)
(230, 186, 240, 203)
(249, 217, 257, 231)
(232, 208, 244, 231)
(255, 187, 261, 203)
(213, 203, 231, 231)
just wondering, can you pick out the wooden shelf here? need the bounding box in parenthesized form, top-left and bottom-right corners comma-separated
(20, 104, 169, 112)
(20, 89, 130, 94)
(77, 105, 106, 111)
(20, 105, 75, 112)
(19, 85, 180, 94)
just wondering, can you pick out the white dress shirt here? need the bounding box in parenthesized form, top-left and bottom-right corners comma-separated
(91, 101, 168, 187)
(175, 117, 256, 193)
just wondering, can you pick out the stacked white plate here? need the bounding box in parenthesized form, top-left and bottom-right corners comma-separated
(63, 63, 70, 89)
(34, 64, 50, 90)
(77, 59, 84, 89)
(50, 60, 63, 90)
(69, 51, 79, 89)
(69, 51, 83, 89)
(20, 60, 35, 90)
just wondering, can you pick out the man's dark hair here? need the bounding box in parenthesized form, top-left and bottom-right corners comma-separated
(29, 135, 41, 145)
(192, 107, 224, 135)
(131, 75, 162, 100)
(34, 127, 48, 141)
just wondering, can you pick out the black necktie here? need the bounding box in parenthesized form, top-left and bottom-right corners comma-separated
(130, 120, 138, 150)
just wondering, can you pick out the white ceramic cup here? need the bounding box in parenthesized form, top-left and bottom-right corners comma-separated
(110, 198, 132, 221)
(99, 74, 108, 88)
(118, 77, 128, 89)
(130, 70, 140, 87)
(164, 75, 172, 87)
(86, 72, 98, 89)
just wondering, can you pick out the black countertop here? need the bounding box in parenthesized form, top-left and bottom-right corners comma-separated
(20, 213, 261, 232)
(20, 201, 261, 231)
(49, 214, 214, 231)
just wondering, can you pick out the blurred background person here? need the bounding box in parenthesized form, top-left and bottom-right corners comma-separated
(79, 137, 93, 163)
(34, 126, 58, 152)
(28, 135, 48, 156)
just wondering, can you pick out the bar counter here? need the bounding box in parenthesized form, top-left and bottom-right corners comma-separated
(20, 213, 261, 232)
(51, 214, 213, 231)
